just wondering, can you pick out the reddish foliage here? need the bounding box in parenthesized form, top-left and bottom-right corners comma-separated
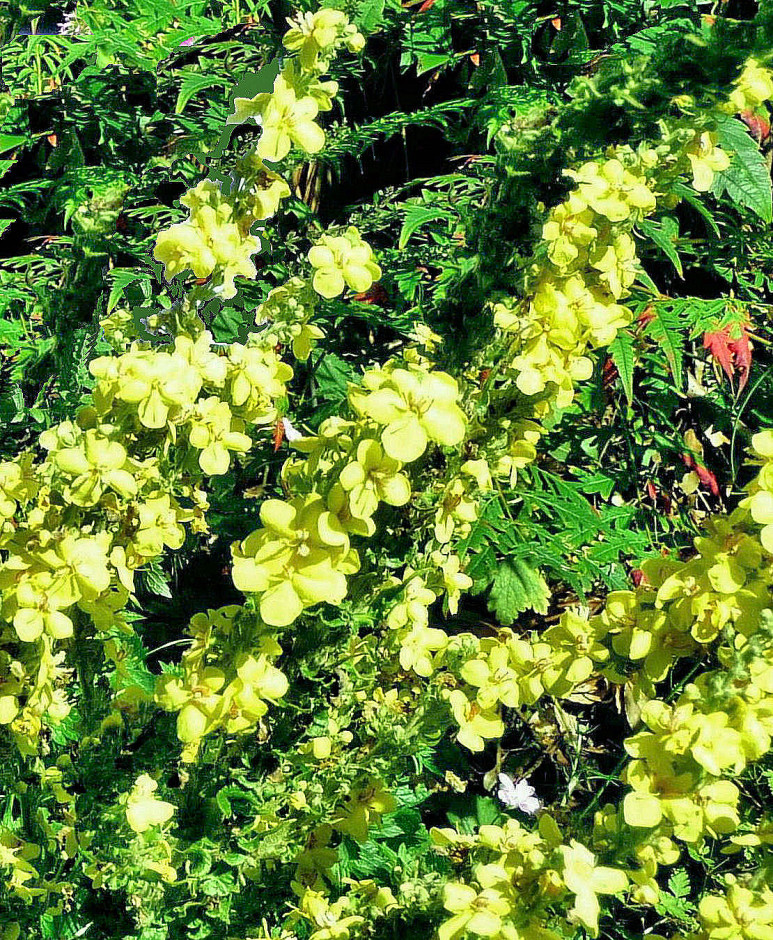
(273, 418, 285, 452)
(637, 306, 656, 329)
(602, 356, 619, 390)
(631, 568, 646, 587)
(682, 452, 720, 497)
(351, 284, 389, 306)
(739, 109, 772, 145)
(645, 481, 672, 514)
(703, 321, 752, 391)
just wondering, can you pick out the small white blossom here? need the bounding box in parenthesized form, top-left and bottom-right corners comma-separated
(282, 417, 303, 442)
(497, 774, 540, 814)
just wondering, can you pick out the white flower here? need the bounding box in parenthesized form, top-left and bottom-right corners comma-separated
(497, 773, 540, 814)
(282, 417, 303, 442)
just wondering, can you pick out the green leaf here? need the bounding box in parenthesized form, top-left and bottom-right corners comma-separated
(488, 558, 550, 625)
(356, 0, 386, 33)
(106, 269, 149, 314)
(643, 303, 685, 388)
(668, 870, 691, 899)
(143, 560, 172, 598)
(416, 52, 454, 76)
(0, 218, 14, 237)
(176, 70, 228, 115)
(398, 203, 452, 250)
(608, 331, 635, 405)
(0, 133, 27, 156)
(315, 353, 354, 402)
(712, 115, 773, 223)
(638, 217, 683, 277)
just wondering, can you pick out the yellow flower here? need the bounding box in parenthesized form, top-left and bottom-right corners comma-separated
(431, 551, 473, 615)
(333, 779, 396, 842)
(231, 495, 356, 626)
(229, 71, 325, 162)
(12, 572, 74, 642)
(542, 194, 598, 269)
(90, 347, 202, 429)
(337, 439, 411, 519)
(156, 666, 226, 744)
(686, 132, 730, 192)
(308, 226, 382, 299)
(187, 397, 252, 475)
(36, 531, 113, 608)
(560, 840, 628, 937)
(221, 653, 288, 733)
(398, 624, 448, 677)
(134, 494, 186, 557)
(235, 152, 292, 221)
(445, 689, 504, 752)
(565, 158, 656, 222)
(727, 60, 773, 113)
(282, 9, 348, 72)
(460, 642, 521, 709)
(125, 774, 176, 833)
(52, 429, 137, 506)
(699, 882, 773, 940)
(349, 366, 466, 463)
(153, 184, 261, 298)
(439, 881, 512, 940)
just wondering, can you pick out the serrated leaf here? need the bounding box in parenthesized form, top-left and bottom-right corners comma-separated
(398, 203, 452, 250)
(713, 115, 773, 223)
(143, 561, 172, 598)
(608, 331, 635, 405)
(638, 217, 683, 277)
(643, 303, 685, 388)
(106, 269, 149, 314)
(668, 870, 691, 899)
(488, 558, 550, 624)
(176, 70, 227, 114)
(356, 0, 386, 32)
(315, 353, 354, 402)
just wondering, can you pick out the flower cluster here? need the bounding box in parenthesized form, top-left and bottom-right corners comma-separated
(153, 180, 262, 298)
(231, 358, 468, 628)
(433, 816, 627, 940)
(155, 606, 288, 760)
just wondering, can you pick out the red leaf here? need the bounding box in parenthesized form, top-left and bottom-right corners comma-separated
(351, 284, 388, 306)
(273, 418, 285, 452)
(703, 329, 735, 382)
(682, 452, 720, 497)
(469, 52, 480, 66)
(739, 109, 771, 145)
(637, 305, 655, 329)
(694, 463, 720, 496)
(703, 320, 753, 391)
(631, 568, 646, 587)
(417, 0, 438, 11)
(602, 356, 619, 390)
(551, 17, 562, 30)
